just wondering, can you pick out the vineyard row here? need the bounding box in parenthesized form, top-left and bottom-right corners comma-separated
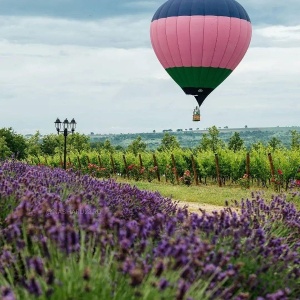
(26, 148, 300, 189)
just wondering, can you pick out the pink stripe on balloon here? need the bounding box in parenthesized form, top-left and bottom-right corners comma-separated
(231, 23, 252, 70)
(156, 18, 175, 68)
(150, 20, 169, 68)
(165, 17, 183, 66)
(190, 16, 204, 66)
(201, 16, 218, 67)
(218, 18, 241, 68)
(210, 17, 231, 67)
(150, 16, 252, 70)
(226, 20, 251, 70)
(176, 17, 192, 66)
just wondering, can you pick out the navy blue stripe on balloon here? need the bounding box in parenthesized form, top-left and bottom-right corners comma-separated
(152, 0, 250, 22)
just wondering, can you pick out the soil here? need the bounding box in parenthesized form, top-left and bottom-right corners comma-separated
(176, 201, 239, 214)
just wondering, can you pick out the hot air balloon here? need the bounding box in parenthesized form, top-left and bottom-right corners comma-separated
(150, 0, 252, 121)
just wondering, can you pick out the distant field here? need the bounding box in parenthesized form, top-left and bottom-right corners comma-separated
(115, 178, 299, 210)
(89, 126, 300, 149)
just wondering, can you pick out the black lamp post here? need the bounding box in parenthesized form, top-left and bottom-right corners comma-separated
(54, 118, 77, 170)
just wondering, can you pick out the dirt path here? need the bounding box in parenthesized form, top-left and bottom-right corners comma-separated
(176, 201, 225, 214)
(175, 201, 240, 214)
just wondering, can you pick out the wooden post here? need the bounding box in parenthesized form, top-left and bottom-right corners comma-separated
(77, 156, 81, 169)
(86, 155, 90, 164)
(68, 157, 71, 168)
(44, 156, 48, 165)
(215, 153, 222, 187)
(138, 153, 145, 178)
(246, 153, 250, 176)
(59, 155, 63, 168)
(246, 152, 250, 187)
(153, 154, 160, 182)
(110, 154, 115, 176)
(165, 168, 168, 183)
(191, 154, 199, 185)
(97, 155, 102, 168)
(268, 152, 275, 181)
(138, 154, 143, 168)
(123, 154, 129, 179)
(171, 154, 179, 185)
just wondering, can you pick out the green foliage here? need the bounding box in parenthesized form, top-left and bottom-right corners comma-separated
(103, 140, 115, 153)
(40, 133, 90, 156)
(228, 132, 244, 152)
(268, 137, 282, 151)
(157, 133, 180, 152)
(290, 130, 300, 150)
(250, 145, 270, 185)
(26, 131, 42, 157)
(40, 134, 60, 156)
(271, 148, 300, 190)
(250, 141, 265, 151)
(237, 174, 250, 189)
(127, 136, 147, 156)
(208, 126, 223, 152)
(198, 126, 224, 152)
(0, 136, 12, 159)
(199, 133, 211, 151)
(67, 133, 91, 154)
(0, 127, 27, 159)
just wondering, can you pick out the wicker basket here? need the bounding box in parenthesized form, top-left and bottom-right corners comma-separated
(193, 114, 200, 121)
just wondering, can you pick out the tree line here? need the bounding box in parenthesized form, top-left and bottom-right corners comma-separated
(1, 126, 300, 160)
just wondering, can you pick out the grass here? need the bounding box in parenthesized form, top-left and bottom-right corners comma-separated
(115, 178, 282, 208)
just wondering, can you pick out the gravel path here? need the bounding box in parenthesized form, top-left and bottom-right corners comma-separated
(176, 201, 239, 214)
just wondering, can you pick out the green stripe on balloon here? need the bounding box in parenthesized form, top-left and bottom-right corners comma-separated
(165, 67, 232, 89)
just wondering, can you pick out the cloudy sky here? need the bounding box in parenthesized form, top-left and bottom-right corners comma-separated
(0, 0, 299, 135)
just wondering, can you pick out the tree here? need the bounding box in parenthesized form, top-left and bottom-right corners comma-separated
(67, 133, 90, 154)
(40, 134, 60, 156)
(0, 127, 27, 159)
(41, 133, 90, 156)
(127, 136, 147, 156)
(199, 133, 211, 151)
(198, 126, 223, 152)
(90, 141, 104, 150)
(26, 131, 42, 156)
(158, 133, 180, 151)
(0, 136, 12, 159)
(268, 137, 282, 151)
(115, 145, 125, 152)
(103, 140, 115, 153)
(208, 126, 222, 152)
(291, 130, 300, 150)
(228, 132, 244, 152)
(251, 141, 265, 151)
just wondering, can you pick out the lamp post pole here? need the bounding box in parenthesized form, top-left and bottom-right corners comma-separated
(54, 118, 77, 170)
(63, 127, 68, 170)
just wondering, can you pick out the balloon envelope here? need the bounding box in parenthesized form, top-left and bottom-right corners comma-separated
(150, 0, 252, 106)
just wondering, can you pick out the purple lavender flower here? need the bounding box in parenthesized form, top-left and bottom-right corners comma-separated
(0, 286, 15, 300)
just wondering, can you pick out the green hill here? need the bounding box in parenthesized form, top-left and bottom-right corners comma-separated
(89, 126, 300, 150)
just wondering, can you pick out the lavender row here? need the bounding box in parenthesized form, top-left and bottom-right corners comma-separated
(0, 161, 300, 299)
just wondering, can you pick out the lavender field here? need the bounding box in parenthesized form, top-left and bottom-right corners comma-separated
(0, 161, 300, 300)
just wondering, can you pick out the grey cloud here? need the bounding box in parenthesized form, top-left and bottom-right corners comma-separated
(0, 16, 151, 48)
(252, 25, 300, 47)
(243, 0, 300, 25)
(0, 39, 299, 134)
(1, 15, 300, 51)
(0, 0, 156, 19)
(0, 0, 299, 26)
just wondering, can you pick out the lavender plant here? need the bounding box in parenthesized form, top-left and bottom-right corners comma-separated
(0, 161, 300, 300)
